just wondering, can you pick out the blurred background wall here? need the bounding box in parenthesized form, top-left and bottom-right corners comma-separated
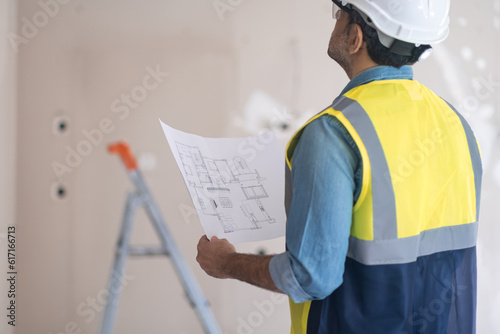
(1, 0, 498, 333)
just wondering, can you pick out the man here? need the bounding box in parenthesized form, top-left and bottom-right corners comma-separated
(196, 1, 482, 333)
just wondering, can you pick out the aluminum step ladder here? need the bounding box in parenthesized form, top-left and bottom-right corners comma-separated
(99, 141, 222, 334)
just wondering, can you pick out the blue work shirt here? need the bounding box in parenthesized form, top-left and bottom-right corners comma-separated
(269, 65, 414, 303)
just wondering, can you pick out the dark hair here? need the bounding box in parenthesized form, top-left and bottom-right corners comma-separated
(347, 10, 416, 68)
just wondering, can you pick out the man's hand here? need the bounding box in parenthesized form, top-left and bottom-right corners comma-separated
(196, 235, 236, 279)
(196, 235, 282, 293)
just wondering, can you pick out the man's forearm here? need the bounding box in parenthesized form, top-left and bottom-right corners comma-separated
(223, 253, 283, 294)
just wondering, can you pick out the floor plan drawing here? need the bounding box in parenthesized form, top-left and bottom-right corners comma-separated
(175, 142, 276, 233)
(161, 119, 285, 243)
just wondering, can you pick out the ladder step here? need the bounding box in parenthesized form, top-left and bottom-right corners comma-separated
(128, 246, 169, 256)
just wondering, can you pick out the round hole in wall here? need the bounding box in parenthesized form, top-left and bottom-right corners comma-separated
(269, 119, 291, 134)
(53, 116, 70, 136)
(50, 182, 68, 201)
(279, 122, 289, 130)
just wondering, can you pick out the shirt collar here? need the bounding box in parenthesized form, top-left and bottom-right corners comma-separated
(339, 65, 414, 96)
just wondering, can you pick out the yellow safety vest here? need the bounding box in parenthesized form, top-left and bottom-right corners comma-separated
(285, 79, 482, 334)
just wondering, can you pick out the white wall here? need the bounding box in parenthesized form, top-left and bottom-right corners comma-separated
(0, 1, 17, 333)
(15, 1, 293, 333)
(12, 0, 500, 333)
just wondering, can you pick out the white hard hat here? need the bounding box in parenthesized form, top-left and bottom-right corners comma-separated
(334, 0, 450, 46)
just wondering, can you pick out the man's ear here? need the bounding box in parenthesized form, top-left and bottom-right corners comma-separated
(349, 24, 364, 55)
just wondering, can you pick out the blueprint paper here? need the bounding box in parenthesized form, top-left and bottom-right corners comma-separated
(160, 120, 286, 243)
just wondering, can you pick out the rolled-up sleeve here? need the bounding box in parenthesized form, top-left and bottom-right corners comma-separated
(269, 115, 360, 303)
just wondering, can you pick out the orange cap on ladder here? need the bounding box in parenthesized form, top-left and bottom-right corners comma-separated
(108, 141, 138, 171)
